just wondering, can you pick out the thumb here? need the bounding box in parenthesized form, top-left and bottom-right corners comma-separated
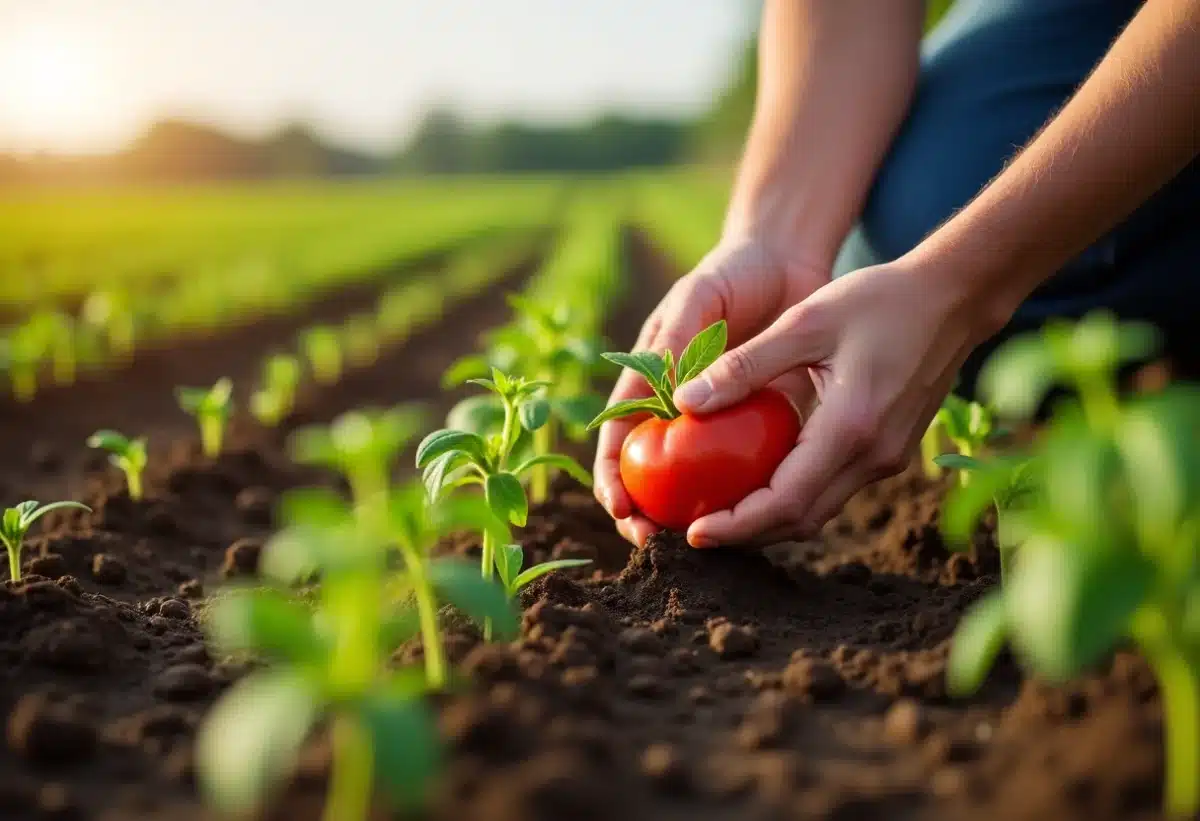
(674, 302, 831, 414)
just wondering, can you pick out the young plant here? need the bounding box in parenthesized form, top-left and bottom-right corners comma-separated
(931, 394, 999, 486)
(342, 314, 381, 368)
(87, 430, 149, 501)
(417, 368, 591, 636)
(177, 378, 234, 458)
(947, 376, 1200, 816)
(919, 415, 945, 480)
(935, 451, 1039, 581)
(2, 500, 91, 582)
(290, 405, 425, 514)
(250, 354, 302, 428)
(81, 289, 138, 358)
(493, 542, 591, 602)
(301, 325, 344, 386)
(444, 294, 607, 503)
(197, 493, 444, 821)
(0, 321, 48, 402)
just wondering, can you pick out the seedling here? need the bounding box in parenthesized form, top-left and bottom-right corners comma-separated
(0, 321, 48, 402)
(301, 325, 344, 386)
(947, 374, 1200, 816)
(342, 314, 381, 368)
(291, 405, 425, 515)
(587, 319, 729, 429)
(935, 451, 1038, 581)
(250, 354, 301, 428)
(82, 289, 138, 358)
(87, 430, 149, 501)
(493, 542, 591, 601)
(417, 368, 591, 637)
(444, 294, 607, 503)
(933, 394, 997, 486)
(177, 378, 234, 458)
(1, 500, 91, 582)
(919, 416, 945, 480)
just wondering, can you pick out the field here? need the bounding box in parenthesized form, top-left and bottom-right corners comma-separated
(0, 173, 1193, 821)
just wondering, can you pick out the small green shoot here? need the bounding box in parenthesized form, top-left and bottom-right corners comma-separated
(0, 322, 49, 402)
(493, 542, 591, 601)
(932, 394, 998, 486)
(587, 319, 728, 429)
(418, 368, 592, 638)
(301, 325, 344, 386)
(177, 378, 234, 458)
(342, 314, 381, 368)
(87, 430, 149, 501)
(250, 354, 301, 428)
(1, 500, 91, 582)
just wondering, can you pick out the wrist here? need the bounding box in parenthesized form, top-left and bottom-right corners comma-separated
(721, 189, 842, 277)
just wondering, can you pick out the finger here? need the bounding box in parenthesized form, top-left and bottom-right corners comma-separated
(794, 465, 879, 539)
(594, 366, 656, 518)
(675, 302, 831, 415)
(616, 515, 660, 549)
(768, 371, 818, 420)
(686, 387, 862, 546)
(651, 277, 726, 360)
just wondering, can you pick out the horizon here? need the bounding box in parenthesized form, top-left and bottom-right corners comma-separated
(0, 0, 755, 159)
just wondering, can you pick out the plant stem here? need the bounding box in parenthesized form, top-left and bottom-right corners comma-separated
(323, 715, 374, 821)
(126, 470, 143, 502)
(530, 422, 552, 504)
(920, 428, 942, 481)
(200, 416, 222, 459)
(5, 540, 20, 583)
(481, 529, 496, 641)
(1148, 646, 1200, 817)
(398, 543, 447, 689)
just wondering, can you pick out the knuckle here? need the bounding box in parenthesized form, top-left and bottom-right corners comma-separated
(718, 346, 758, 384)
(870, 439, 909, 477)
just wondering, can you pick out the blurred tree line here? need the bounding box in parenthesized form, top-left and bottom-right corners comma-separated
(0, 2, 955, 185)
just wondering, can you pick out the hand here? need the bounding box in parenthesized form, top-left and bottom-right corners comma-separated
(673, 255, 1004, 547)
(593, 235, 831, 547)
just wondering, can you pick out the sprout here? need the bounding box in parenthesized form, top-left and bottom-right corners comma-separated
(342, 314, 381, 368)
(250, 354, 301, 428)
(1, 500, 91, 582)
(87, 430, 149, 501)
(300, 325, 343, 386)
(177, 378, 234, 458)
(493, 543, 591, 602)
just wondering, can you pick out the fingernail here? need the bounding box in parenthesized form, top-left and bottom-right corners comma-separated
(689, 535, 716, 549)
(675, 378, 711, 410)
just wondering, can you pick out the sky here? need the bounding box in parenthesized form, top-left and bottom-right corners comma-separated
(0, 0, 755, 157)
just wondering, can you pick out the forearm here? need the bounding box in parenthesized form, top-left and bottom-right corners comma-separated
(914, 0, 1200, 332)
(725, 0, 924, 269)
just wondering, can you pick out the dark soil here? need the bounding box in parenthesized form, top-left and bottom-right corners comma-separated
(0, 230, 1182, 820)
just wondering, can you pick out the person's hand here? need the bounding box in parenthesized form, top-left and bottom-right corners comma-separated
(673, 255, 1005, 547)
(593, 235, 831, 547)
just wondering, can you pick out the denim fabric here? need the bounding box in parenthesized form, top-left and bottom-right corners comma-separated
(832, 0, 1198, 386)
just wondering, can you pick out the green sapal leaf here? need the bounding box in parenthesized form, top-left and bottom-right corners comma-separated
(415, 429, 488, 470)
(512, 453, 592, 487)
(1040, 428, 1122, 548)
(288, 426, 338, 468)
(676, 319, 728, 385)
(518, 397, 551, 432)
(512, 559, 593, 592)
(429, 559, 519, 639)
(87, 429, 132, 453)
(422, 450, 467, 503)
(485, 472, 528, 527)
(586, 397, 669, 431)
(947, 592, 1009, 696)
(195, 670, 322, 816)
(1006, 537, 1154, 681)
(442, 354, 490, 388)
(494, 543, 523, 590)
(601, 351, 668, 391)
(359, 692, 442, 808)
(934, 453, 987, 473)
(21, 501, 90, 528)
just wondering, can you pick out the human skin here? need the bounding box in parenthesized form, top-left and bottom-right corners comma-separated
(595, 0, 1200, 548)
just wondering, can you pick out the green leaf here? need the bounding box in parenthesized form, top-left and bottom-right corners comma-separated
(601, 351, 668, 391)
(676, 320, 728, 385)
(494, 543, 523, 590)
(485, 472, 528, 527)
(415, 429, 488, 469)
(465, 377, 497, 393)
(979, 335, 1057, 420)
(1006, 538, 1154, 681)
(278, 488, 349, 531)
(195, 671, 321, 816)
(551, 394, 608, 429)
(512, 559, 593, 592)
(1040, 429, 1121, 548)
(934, 453, 987, 473)
(87, 429, 131, 453)
(359, 692, 442, 807)
(947, 592, 1009, 696)
(422, 450, 467, 502)
(288, 426, 338, 468)
(21, 501, 90, 528)
(442, 355, 490, 388)
(429, 559, 519, 639)
(206, 588, 325, 664)
(446, 395, 505, 436)
(512, 453, 593, 487)
(380, 603, 422, 651)
(518, 397, 551, 432)
(176, 386, 208, 414)
(586, 397, 669, 431)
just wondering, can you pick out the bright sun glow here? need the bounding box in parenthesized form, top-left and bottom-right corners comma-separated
(0, 23, 115, 154)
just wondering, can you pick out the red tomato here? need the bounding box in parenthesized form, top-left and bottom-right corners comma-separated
(619, 388, 801, 531)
